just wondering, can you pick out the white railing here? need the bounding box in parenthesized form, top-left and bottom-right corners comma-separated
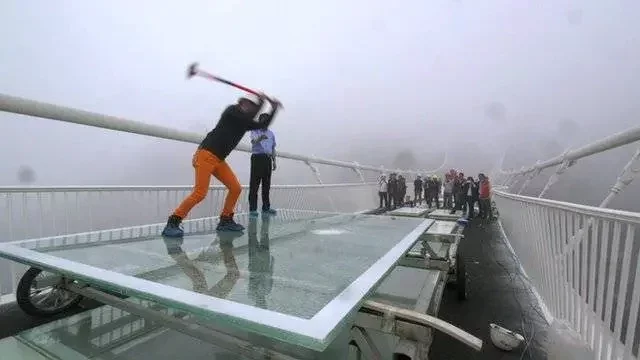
(0, 183, 380, 242)
(489, 124, 640, 359)
(495, 190, 640, 360)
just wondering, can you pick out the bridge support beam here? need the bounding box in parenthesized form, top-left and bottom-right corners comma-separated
(304, 160, 323, 185)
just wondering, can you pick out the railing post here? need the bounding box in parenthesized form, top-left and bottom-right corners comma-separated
(599, 146, 640, 208)
(303, 159, 338, 212)
(304, 160, 323, 185)
(538, 151, 576, 198)
(352, 162, 366, 183)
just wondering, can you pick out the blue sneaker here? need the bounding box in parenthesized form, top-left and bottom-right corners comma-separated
(162, 215, 184, 237)
(249, 211, 259, 217)
(262, 208, 277, 215)
(216, 215, 245, 232)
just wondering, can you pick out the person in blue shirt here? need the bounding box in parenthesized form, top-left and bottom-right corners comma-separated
(248, 107, 278, 216)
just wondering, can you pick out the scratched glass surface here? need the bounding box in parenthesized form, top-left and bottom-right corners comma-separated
(17, 210, 426, 319)
(426, 220, 457, 235)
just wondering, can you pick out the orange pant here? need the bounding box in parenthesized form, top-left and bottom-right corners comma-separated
(173, 149, 241, 219)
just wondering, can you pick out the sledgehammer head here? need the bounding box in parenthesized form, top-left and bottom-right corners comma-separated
(186, 62, 199, 79)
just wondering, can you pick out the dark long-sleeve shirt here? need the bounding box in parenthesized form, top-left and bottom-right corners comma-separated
(414, 179, 423, 191)
(199, 104, 276, 160)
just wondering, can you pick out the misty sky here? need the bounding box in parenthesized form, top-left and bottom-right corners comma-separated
(1, 1, 640, 186)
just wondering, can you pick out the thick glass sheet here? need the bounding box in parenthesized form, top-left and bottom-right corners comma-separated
(388, 207, 429, 217)
(369, 266, 441, 310)
(428, 209, 464, 221)
(407, 241, 451, 259)
(0, 210, 433, 351)
(426, 220, 458, 235)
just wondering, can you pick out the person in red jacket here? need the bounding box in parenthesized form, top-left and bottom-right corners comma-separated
(478, 173, 492, 221)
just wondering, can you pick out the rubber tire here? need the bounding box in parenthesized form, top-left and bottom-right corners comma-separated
(16, 267, 82, 317)
(456, 252, 467, 301)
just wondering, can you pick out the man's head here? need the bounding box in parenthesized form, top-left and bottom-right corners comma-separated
(237, 96, 260, 115)
(478, 173, 486, 181)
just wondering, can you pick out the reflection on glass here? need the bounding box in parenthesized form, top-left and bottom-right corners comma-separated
(162, 231, 242, 299)
(12, 301, 239, 359)
(247, 215, 274, 309)
(7, 210, 428, 322)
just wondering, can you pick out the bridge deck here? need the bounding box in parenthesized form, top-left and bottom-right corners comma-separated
(0, 213, 549, 359)
(430, 219, 549, 359)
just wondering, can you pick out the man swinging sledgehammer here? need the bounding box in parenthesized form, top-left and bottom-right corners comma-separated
(162, 63, 282, 237)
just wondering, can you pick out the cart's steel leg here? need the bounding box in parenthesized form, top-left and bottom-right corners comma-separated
(348, 341, 362, 360)
(66, 284, 299, 360)
(419, 240, 439, 259)
(351, 327, 382, 360)
(363, 300, 482, 352)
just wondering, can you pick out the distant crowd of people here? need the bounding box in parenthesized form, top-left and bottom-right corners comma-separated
(378, 169, 493, 221)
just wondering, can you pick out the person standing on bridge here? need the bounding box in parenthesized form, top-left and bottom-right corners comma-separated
(162, 94, 281, 237)
(464, 176, 479, 219)
(378, 174, 389, 209)
(248, 109, 279, 216)
(387, 173, 399, 209)
(413, 176, 423, 204)
(398, 175, 407, 206)
(478, 173, 492, 224)
(443, 173, 454, 209)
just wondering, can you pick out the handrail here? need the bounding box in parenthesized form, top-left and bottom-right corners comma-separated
(497, 125, 640, 176)
(0, 93, 445, 176)
(493, 189, 640, 224)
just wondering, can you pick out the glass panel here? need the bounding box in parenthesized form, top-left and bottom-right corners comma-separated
(407, 241, 451, 259)
(0, 337, 53, 360)
(0, 210, 430, 350)
(388, 207, 429, 217)
(427, 220, 458, 235)
(369, 266, 441, 309)
(12, 302, 257, 360)
(13, 300, 355, 360)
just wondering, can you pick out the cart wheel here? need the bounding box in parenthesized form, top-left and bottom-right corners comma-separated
(16, 267, 83, 317)
(456, 252, 467, 301)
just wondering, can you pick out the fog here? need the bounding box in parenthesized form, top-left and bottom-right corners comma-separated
(2, 1, 640, 206)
